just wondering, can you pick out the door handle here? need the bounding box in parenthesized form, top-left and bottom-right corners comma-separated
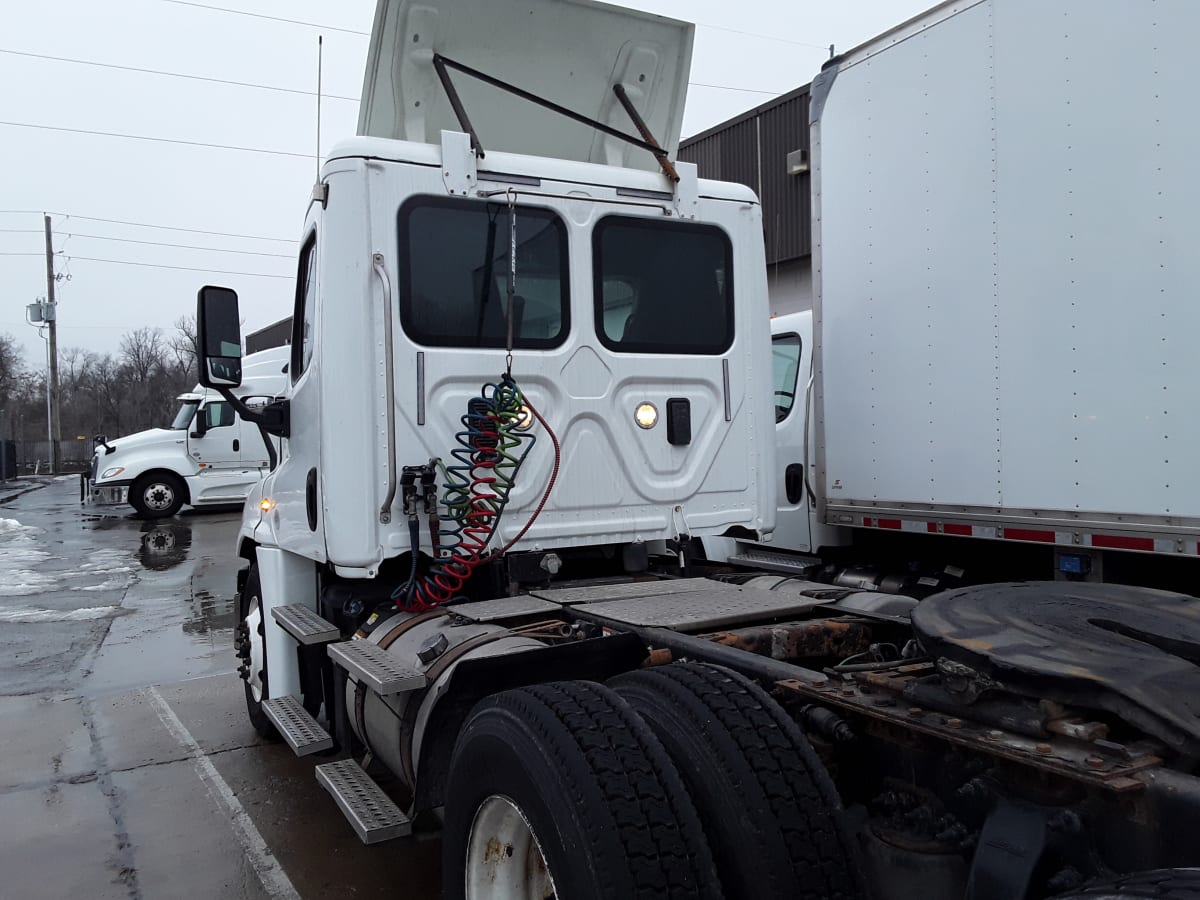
(785, 464, 805, 505)
(233, 439, 240, 452)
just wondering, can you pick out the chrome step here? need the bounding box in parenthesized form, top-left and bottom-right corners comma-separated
(729, 547, 822, 575)
(327, 641, 427, 696)
(271, 604, 341, 645)
(315, 759, 412, 844)
(262, 695, 333, 757)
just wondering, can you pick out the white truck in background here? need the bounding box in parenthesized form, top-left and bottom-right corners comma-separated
(195, 3, 1200, 899)
(86, 346, 287, 519)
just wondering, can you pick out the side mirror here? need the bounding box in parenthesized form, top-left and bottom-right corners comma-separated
(197, 285, 243, 388)
(190, 412, 207, 438)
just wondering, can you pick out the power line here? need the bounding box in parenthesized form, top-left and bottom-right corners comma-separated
(59, 232, 295, 258)
(0, 120, 315, 160)
(159, 0, 369, 36)
(157, 0, 826, 52)
(690, 81, 783, 95)
(55, 214, 297, 243)
(0, 211, 297, 243)
(693, 20, 830, 51)
(0, 48, 359, 102)
(62, 255, 291, 279)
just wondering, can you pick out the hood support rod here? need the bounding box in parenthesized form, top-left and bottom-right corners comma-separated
(431, 53, 680, 183)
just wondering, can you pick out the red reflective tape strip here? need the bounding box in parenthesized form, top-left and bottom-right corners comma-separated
(1004, 528, 1056, 543)
(878, 518, 902, 530)
(1091, 534, 1155, 552)
(944, 523, 973, 537)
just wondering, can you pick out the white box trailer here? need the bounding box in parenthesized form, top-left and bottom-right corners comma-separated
(810, 0, 1200, 560)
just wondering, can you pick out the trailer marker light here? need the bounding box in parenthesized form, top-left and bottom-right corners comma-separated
(260, 498, 276, 512)
(635, 403, 658, 429)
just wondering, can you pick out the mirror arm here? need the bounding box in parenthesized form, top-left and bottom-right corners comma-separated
(214, 388, 290, 471)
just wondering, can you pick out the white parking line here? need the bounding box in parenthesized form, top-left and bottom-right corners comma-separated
(147, 686, 301, 900)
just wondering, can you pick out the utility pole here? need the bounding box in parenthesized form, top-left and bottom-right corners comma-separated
(43, 214, 61, 474)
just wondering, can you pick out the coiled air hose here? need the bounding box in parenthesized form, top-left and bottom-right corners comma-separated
(392, 375, 558, 612)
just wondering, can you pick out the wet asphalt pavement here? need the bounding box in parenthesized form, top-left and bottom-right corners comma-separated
(0, 479, 441, 899)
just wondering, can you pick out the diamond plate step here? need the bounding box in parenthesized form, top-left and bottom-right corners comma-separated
(270, 604, 341, 645)
(327, 641, 427, 695)
(315, 759, 412, 844)
(729, 547, 822, 575)
(262, 695, 333, 757)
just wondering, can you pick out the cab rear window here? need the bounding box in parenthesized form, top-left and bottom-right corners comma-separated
(397, 197, 569, 349)
(593, 216, 733, 354)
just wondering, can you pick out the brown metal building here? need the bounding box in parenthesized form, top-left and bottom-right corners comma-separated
(678, 83, 813, 314)
(246, 317, 292, 355)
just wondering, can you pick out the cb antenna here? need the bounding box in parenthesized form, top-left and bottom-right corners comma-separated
(315, 34, 323, 182)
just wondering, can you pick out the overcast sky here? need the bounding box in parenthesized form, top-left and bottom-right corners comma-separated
(1, 0, 931, 364)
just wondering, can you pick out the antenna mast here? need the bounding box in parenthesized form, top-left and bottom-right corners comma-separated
(315, 34, 323, 182)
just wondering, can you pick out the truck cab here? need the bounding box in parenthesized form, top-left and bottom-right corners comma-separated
(87, 346, 287, 518)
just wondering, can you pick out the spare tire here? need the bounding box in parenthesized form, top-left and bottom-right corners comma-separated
(612, 662, 867, 900)
(442, 680, 722, 900)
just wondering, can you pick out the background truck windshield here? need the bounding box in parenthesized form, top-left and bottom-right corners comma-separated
(169, 401, 199, 430)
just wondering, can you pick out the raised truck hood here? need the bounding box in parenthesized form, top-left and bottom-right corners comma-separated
(358, 0, 693, 172)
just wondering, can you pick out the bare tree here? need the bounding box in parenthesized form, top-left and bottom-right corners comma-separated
(119, 327, 166, 385)
(168, 315, 199, 382)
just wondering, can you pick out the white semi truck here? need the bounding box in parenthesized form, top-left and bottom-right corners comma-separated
(86, 346, 287, 518)
(199, 2, 1200, 898)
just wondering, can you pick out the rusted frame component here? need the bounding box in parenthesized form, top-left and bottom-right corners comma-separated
(776, 675, 1161, 793)
(699, 618, 872, 662)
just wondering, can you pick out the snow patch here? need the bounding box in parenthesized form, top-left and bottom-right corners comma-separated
(80, 578, 131, 593)
(0, 518, 40, 537)
(0, 605, 117, 623)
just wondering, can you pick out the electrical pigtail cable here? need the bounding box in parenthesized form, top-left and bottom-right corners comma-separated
(392, 376, 557, 612)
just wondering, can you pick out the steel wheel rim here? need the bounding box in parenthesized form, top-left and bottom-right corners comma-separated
(465, 795, 557, 900)
(144, 482, 175, 511)
(244, 598, 266, 702)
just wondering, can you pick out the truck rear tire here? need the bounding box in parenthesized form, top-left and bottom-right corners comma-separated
(1053, 869, 1200, 898)
(130, 471, 185, 519)
(442, 680, 721, 900)
(235, 565, 278, 741)
(612, 662, 867, 900)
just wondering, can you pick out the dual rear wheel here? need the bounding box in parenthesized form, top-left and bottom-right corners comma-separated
(442, 665, 865, 900)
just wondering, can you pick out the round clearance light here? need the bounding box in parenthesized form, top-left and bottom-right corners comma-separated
(259, 497, 276, 512)
(635, 402, 659, 429)
(515, 405, 535, 431)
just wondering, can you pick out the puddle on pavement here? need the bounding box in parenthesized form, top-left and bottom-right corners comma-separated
(183, 588, 237, 636)
(137, 523, 193, 571)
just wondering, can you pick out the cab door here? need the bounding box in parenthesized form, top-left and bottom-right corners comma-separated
(188, 399, 241, 470)
(769, 324, 814, 552)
